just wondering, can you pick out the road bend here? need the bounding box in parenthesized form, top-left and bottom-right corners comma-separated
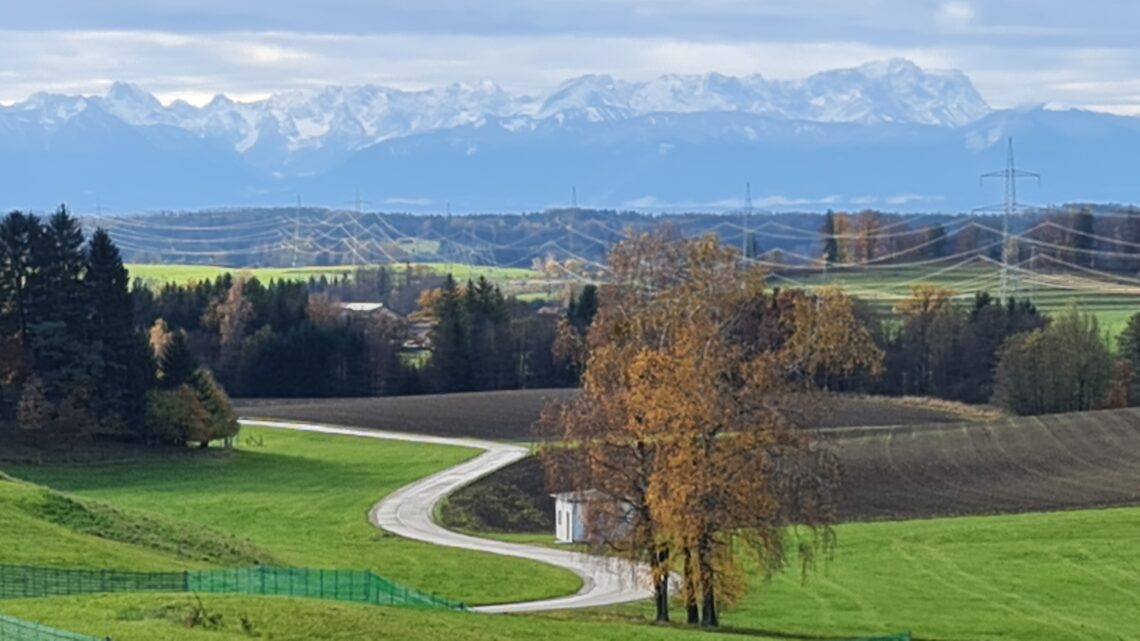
(239, 420, 653, 613)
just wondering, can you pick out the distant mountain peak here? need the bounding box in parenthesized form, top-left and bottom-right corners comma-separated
(856, 57, 923, 77)
(0, 58, 996, 176)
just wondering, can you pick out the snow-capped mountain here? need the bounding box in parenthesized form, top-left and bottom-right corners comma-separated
(532, 60, 989, 127)
(8, 58, 989, 160)
(1, 59, 1136, 213)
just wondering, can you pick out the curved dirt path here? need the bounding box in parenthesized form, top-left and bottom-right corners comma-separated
(239, 419, 652, 613)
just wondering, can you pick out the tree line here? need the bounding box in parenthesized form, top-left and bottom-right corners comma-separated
(0, 208, 236, 449)
(109, 205, 1140, 272)
(816, 207, 1140, 268)
(845, 285, 1134, 415)
(132, 270, 579, 400)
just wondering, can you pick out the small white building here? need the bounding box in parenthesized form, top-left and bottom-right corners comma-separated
(551, 490, 634, 544)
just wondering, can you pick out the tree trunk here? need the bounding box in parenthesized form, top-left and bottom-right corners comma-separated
(684, 547, 700, 624)
(653, 547, 670, 623)
(697, 534, 718, 627)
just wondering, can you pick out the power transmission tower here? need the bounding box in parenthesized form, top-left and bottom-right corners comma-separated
(742, 182, 753, 258)
(979, 137, 1040, 301)
(571, 186, 578, 209)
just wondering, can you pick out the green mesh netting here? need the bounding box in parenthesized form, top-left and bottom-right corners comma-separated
(0, 565, 463, 610)
(0, 614, 102, 641)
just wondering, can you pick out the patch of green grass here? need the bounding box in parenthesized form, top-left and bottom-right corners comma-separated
(125, 263, 544, 287)
(0, 478, 211, 570)
(567, 507, 1140, 641)
(3, 428, 580, 606)
(0, 593, 788, 641)
(18, 489, 274, 567)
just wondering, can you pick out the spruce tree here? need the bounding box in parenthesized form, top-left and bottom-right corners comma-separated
(85, 229, 154, 433)
(159, 331, 198, 389)
(31, 206, 86, 325)
(0, 212, 42, 339)
(431, 275, 472, 392)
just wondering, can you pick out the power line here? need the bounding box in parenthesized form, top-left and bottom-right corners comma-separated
(742, 182, 753, 258)
(977, 137, 1041, 300)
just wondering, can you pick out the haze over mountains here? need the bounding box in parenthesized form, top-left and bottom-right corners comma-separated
(3, 59, 1138, 214)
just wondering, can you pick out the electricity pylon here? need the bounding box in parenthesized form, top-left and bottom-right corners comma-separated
(978, 137, 1040, 300)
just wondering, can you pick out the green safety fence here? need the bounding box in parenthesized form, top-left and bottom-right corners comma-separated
(0, 614, 103, 641)
(0, 565, 464, 611)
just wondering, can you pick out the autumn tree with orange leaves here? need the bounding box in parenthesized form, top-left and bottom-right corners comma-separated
(538, 231, 882, 627)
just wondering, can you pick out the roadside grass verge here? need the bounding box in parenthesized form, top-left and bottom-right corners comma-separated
(3, 427, 581, 606)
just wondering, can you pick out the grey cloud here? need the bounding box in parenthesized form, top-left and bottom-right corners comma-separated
(3, 1, 1140, 112)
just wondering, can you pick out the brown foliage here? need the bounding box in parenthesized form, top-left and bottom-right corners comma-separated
(537, 231, 882, 626)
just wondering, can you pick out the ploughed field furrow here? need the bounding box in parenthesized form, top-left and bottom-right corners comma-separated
(834, 408, 1140, 520)
(234, 391, 967, 442)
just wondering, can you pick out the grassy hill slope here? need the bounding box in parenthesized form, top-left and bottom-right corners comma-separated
(0, 474, 269, 570)
(4, 428, 581, 606)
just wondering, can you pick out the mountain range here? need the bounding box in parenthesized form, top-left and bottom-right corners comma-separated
(2, 59, 1138, 214)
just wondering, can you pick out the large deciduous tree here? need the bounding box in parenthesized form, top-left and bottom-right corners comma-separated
(539, 232, 882, 627)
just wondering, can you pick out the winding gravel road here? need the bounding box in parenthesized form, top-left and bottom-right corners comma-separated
(239, 419, 652, 613)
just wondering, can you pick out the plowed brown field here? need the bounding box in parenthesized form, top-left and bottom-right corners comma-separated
(237, 393, 1140, 521)
(834, 408, 1140, 520)
(233, 390, 969, 441)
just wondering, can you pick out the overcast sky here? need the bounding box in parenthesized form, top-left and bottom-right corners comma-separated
(3, 0, 1140, 113)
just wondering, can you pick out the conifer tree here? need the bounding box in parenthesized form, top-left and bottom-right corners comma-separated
(159, 331, 198, 389)
(85, 229, 153, 432)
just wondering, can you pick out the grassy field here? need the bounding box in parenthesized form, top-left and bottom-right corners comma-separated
(126, 263, 545, 286)
(744, 507, 1140, 641)
(780, 260, 1140, 338)
(0, 593, 793, 641)
(429, 404, 1140, 640)
(544, 506, 1140, 641)
(0, 475, 252, 571)
(2, 428, 580, 606)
